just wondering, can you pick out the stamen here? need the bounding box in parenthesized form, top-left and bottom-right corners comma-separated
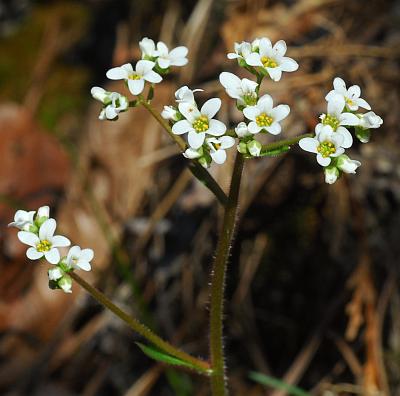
(193, 115, 209, 132)
(256, 113, 273, 127)
(317, 141, 336, 158)
(36, 240, 52, 252)
(322, 114, 340, 130)
(261, 56, 278, 68)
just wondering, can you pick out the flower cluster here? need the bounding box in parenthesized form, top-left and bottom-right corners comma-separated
(91, 37, 188, 120)
(8, 206, 93, 293)
(162, 38, 297, 167)
(299, 77, 383, 184)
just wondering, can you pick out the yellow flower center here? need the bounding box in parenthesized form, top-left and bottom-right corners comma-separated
(256, 113, 273, 127)
(317, 141, 336, 158)
(345, 98, 354, 107)
(322, 114, 340, 130)
(261, 56, 278, 68)
(128, 74, 141, 80)
(213, 143, 222, 150)
(36, 239, 52, 252)
(193, 115, 209, 132)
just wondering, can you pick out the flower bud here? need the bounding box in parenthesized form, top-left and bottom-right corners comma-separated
(324, 166, 339, 184)
(247, 140, 262, 157)
(359, 111, 383, 129)
(337, 155, 361, 174)
(235, 122, 251, 138)
(161, 106, 179, 121)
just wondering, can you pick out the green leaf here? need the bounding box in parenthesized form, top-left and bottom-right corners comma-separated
(249, 371, 311, 396)
(135, 342, 211, 374)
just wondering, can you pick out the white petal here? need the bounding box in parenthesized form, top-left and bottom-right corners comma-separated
(52, 235, 71, 248)
(45, 248, 60, 264)
(317, 154, 331, 166)
(172, 120, 192, 135)
(248, 121, 261, 134)
(201, 98, 221, 119)
(243, 106, 260, 121)
(339, 112, 359, 126)
(139, 37, 156, 56)
(136, 60, 155, 75)
(105, 105, 118, 120)
(144, 70, 162, 83)
(273, 40, 287, 57)
(128, 79, 145, 95)
(170, 57, 188, 67)
(37, 206, 50, 218)
(258, 37, 273, 56)
(207, 119, 226, 136)
(188, 131, 205, 149)
(299, 137, 319, 153)
(280, 57, 298, 72)
(333, 77, 347, 94)
(245, 53, 263, 67)
(211, 150, 227, 164)
(227, 53, 240, 59)
(347, 85, 361, 99)
(355, 98, 371, 110)
(67, 245, 81, 262)
(267, 67, 282, 82)
(219, 136, 235, 149)
(48, 267, 63, 280)
(76, 259, 91, 271)
(39, 218, 56, 240)
(336, 126, 353, 148)
(106, 64, 131, 80)
(156, 41, 169, 56)
(327, 94, 345, 117)
(271, 104, 290, 122)
(219, 72, 241, 90)
(80, 248, 94, 262)
(157, 57, 170, 69)
(266, 122, 281, 135)
(331, 147, 345, 157)
(330, 133, 344, 148)
(179, 102, 200, 121)
(27, 247, 43, 260)
(169, 46, 188, 59)
(18, 231, 40, 247)
(258, 94, 273, 112)
(183, 148, 201, 159)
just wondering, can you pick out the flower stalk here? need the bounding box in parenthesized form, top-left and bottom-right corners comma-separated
(69, 271, 211, 373)
(209, 152, 245, 395)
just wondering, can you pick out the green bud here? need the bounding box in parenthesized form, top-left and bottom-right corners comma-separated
(237, 141, 248, 154)
(247, 140, 262, 157)
(28, 224, 39, 234)
(355, 126, 371, 143)
(324, 165, 340, 185)
(35, 216, 48, 228)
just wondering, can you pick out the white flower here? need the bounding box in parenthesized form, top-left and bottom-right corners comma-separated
(139, 37, 157, 58)
(65, 245, 94, 271)
(227, 41, 254, 61)
(326, 77, 371, 111)
(235, 122, 252, 138)
(161, 105, 179, 121)
(172, 98, 226, 149)
(245, 38, 298, 81)
(358, 111, 383, 129)
(17, 218, 70, 264)
(324, 166, 340, 184)
(91, 87, 129, 120)
(318, 94, 360, 148)
(106, 61, 162, 95)
(48, 268, 72, 293)
(8, 210, 35, 230)
(155, 42, 188, 69)
(299, 125, 345, 166)
(219, 72, 258, 106)
(175, 86, 203, 104)
(337, 154, 361, 174)
(206, 136, 235, 164)
(243, 94, 290, 135)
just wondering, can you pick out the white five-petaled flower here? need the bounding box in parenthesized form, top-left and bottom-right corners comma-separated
(91, 87, 129, 120)
(245, 38, 298, 81)
(243, 94, 290, 135)
(326, 77, 371, 111)
(65, 245, 94, 271)
(17, 218, 71, 264)
(219, 72, 258, 106)
(175, 86, 203, 104)
(318, 93, 360, 148)
(172, 98, 226, 149)
(358, 111, 383, 129)
(106, 61, 162, 95)
(299, 125, 345, 167)
(206, 136, 235, 164)
(8, 210, 36, 230)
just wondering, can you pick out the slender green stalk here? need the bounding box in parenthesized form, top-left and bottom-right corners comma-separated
(209, 152, 245, 395)
(70, 271, 211, 373)
(261, 132, 313, 152)
(140, 99, 228, 206)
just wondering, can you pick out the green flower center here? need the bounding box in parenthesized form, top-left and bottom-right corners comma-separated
(37, 239, 52, 252)
(322, 114, 340, 130)
(317, 141, 336, 158)
(256, 113, 273, 127)
(243, 93, 257, 106)
(261, 56, 278, 68)
(193, 115, 209, 132)
(128, 74, 141, 80)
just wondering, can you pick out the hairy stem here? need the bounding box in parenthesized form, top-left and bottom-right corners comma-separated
(209, 152, 245, 395)
(261, 132, 313, 152)
(140, 99, 228, 206)
(70, 272, 211, 373)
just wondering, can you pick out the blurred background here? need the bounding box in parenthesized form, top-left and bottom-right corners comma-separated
(0, 0, 399, 395)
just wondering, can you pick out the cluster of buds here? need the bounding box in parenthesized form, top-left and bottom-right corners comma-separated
(299, 77, 383, 184)
(8, 207, 93, 293)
